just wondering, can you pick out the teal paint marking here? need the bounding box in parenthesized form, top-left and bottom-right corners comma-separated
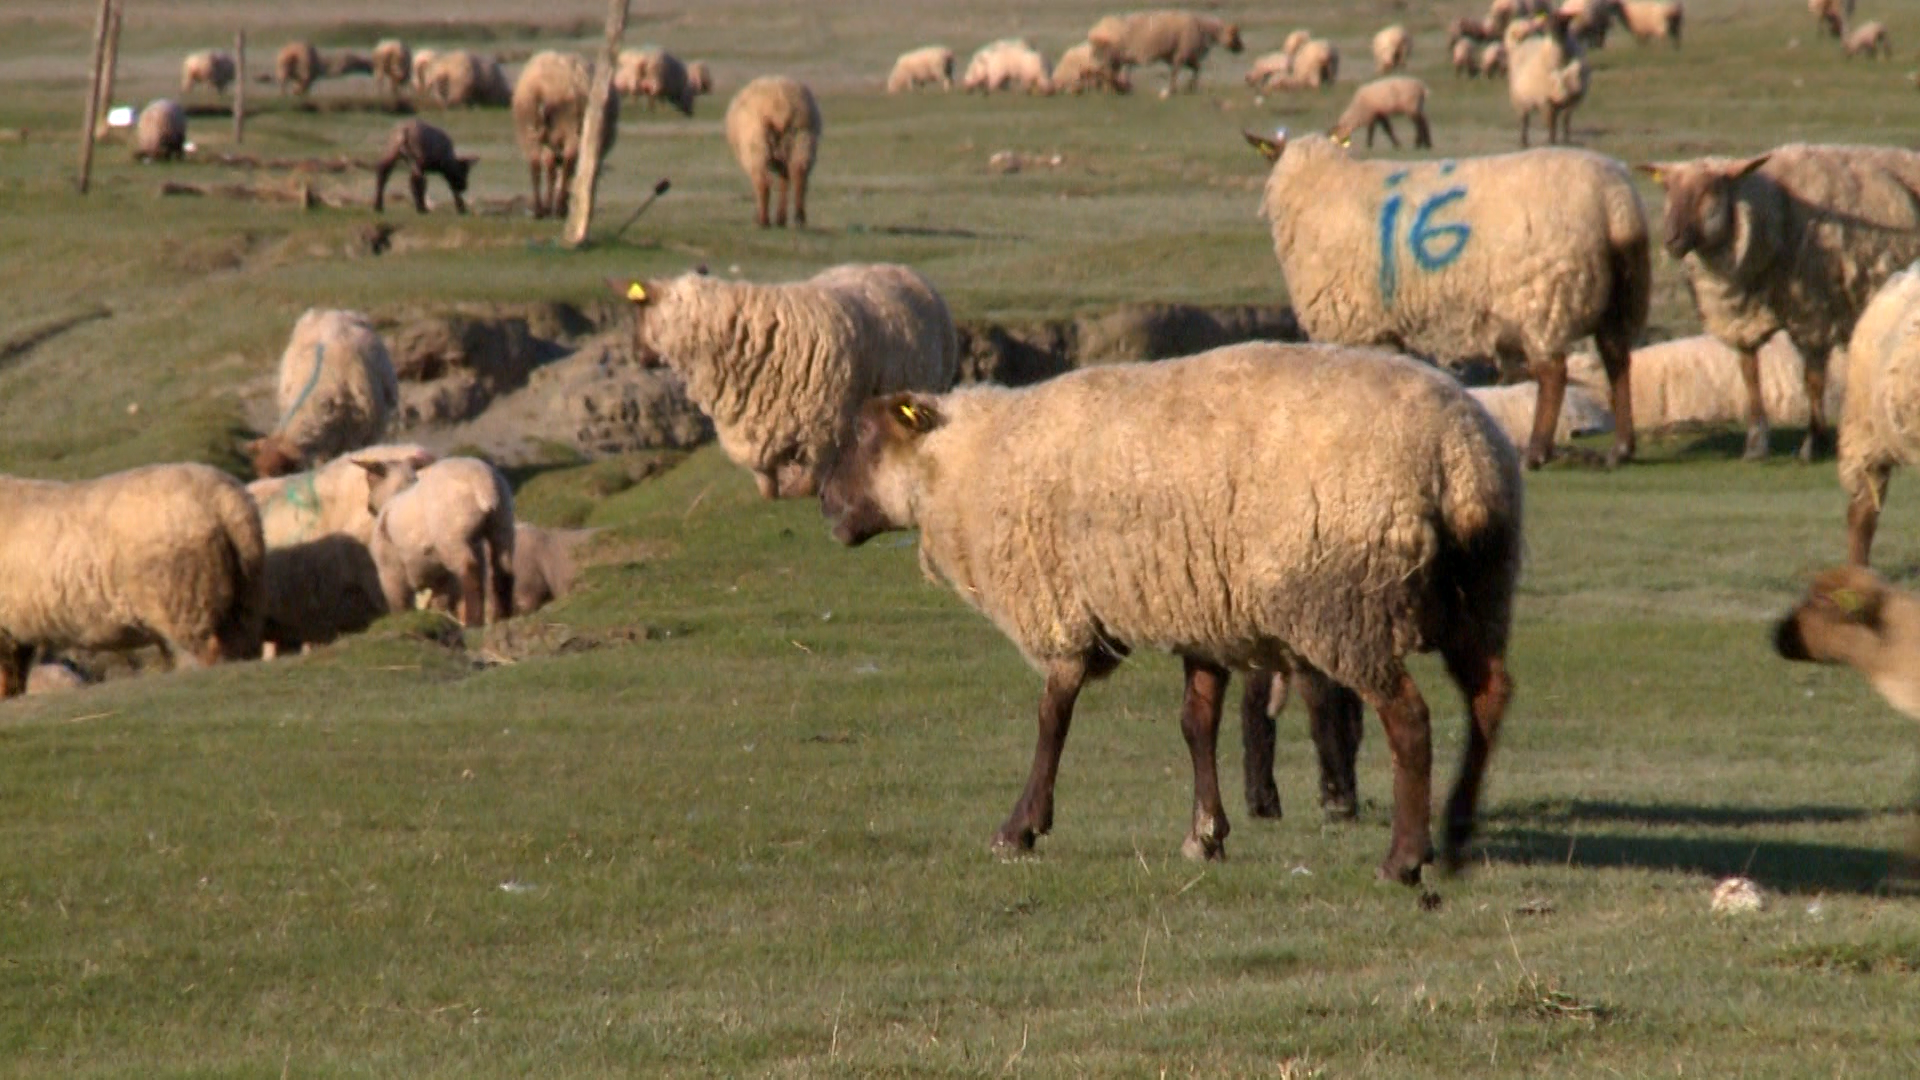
(1377, 167, 1472, 304)
(1379, 170, 1409, 304)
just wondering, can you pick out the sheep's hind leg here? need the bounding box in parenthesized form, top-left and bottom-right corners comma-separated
(1522, 354, 1570, 469)
(1179, 657, 1231, 861)
(1737, 347, 1770, 459)
(751, 171, 771, 227)
(1240, 670, 1283, 819)
(992, 659, 1086, 854)
(1438, 636, 1513, 873)
(791, 162, 811, 228)
(1596, 326, 1637, 466)
(0, 643, 30, 698)
(1847, 464, 1891, 566)
(1298, 665, 1363, 821)
(1359, 666, 1434, 885)
(1801, 350, 1833, 462)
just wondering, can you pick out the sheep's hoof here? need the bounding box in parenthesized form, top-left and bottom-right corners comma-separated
(1181, 833, 1226, 862)
(1246, 787, 1283, 820)
(1321, 795, 1359, 822)
(1742, 427, 1771, 461)
(990, 825, 1037, 855)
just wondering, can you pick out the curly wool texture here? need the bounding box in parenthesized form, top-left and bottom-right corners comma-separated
(1567, 333, 1844, 430)
(248, 443, 435, 549)
(887, 45, 954, 92)
(180, 50, 235, 95)
(265, 309, 400, 469)
(886, 343, 1522, 694)
(1259, 134, 1648, 367)
(1372, 24, 1412, 72)
(633, 265, 957, 496)
(135, 99, 186, 161)
(0, 463, 265, 695)
(1839, 268, 1920, 510)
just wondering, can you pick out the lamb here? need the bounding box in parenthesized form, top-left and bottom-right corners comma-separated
(1373, 24, 1413, 73)
(372, 39, 412, 98)
(1618, 0, 1683, 46)
(817, 342, 1525, 884)
(1565, 333, 1845, 433)
(511, 50, 620, 220)
(261, 533, 387, 651)
(1810, 0, 1855, 39)
(1452, 37, 1482, 77)
(887, 45, 955, 92)
(419, 50, 511, 108)
(1481, 42, 1509, 77)
(373, 119, 476, 214)
(248, 444, 437, 549)
(276, 41, 321, 95)
(1329, 76, 1432, 150)
(1637, 145, 1920, 461)
(1836, 265, 1920, 565)
(614, 47, 697, 116)
(1843, 21, 1890, 60)
(180, 50, 236, 96)
(0, 463, 265, 697)
(1249, 39, 1338, 91)
(961, 39, 1052, 95)
(1086, 9, 1243, 97)
(509, 523, 593, 616)
(724, 75, 822, 228)
(26, 662, 89, 696)
(1776, 565, 1920, 720)
(134, 99, 186, 162)
(1052, 42, 1131, 94)
(1468, 381, 1615, 449)
(1248, 130, 1650, 469)
(246, 309, 401, 479)
(358, 456, 515, 627)
(610, 264, 958, 499)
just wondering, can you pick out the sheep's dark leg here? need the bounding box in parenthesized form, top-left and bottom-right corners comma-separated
(1378, 117, 1399, 149)
(1240, 670, 1281, 819)
(1596, 325, 1637, 466)
(1802, 350, 1832, 462)
(772, 170, 789, 228)
(1519, 111, 1531, 148)
(1360, 666, 1433, 885)
(1524, 354, 1569, 469)
(1298, 665, 1363, 821)
(1847, 465, 1891, 566)
(751, 171, 771, 227)
(1179, 657, 1231, 861)
(1438, 636, 1513, 873)
(1414, 113, 1432, 149)
(791, 162, 811, 228)
(0, 643, 30, 698)
(372, 154, 397, 212)
(993, 660, 1086, 853)
(490, 534, 516, 623)
(1737, 347, 1770, 460)
(527, 159, 546, 218)
(408, 170, 428, 214)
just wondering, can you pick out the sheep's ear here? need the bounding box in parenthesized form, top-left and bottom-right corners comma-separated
(350, 459, 389, 479)
(607, 276, 652, 304)
(887, 396, 943, 435)
(1728, 154, 1770, 181)
(1243, 129, 1285, 162)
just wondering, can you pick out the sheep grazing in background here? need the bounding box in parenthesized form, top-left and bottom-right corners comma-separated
(419, 50, 511, 108)
(275, 41, 321, 95)
(359, 457, 515, 628)
(614, 47, 697, 116)
(1809, 0, 1855, 38)
(1619, 0, 1683, 46)
(1452, 38, 1482, 77)
(687, 60, 713, 96)
(1249, 38, 1338, 92)
(1637, 145, 1920, 461)
(1247, 130, 1650, 469)
(1481, 41, 1509, 77)
(1086, 9, 1243, 97)
(1843, 21, 1890, 60)
(510, 523, 593, 616)
(1836, 266, 1920, 565)
(0, 463, 265, 697)
(961, 39, 1052, 95)
(133, 99, 186, 161)
(1508, 17, 1585, 146)
(373, 119, 475, 214)
(262, 533, 387, 652)
(1776, 565, 1920, 720)
(1565, 333, 1845, 434)
(1450, 15, 1503, 44)
(887, 45, 955, 92)
(1468, 381, 1615, 450)
(180, 49, 235, 96)
(1244, 51, 1297, 90)
(818, 343, 1524, 884)
(1546, 56, 1590, 144)
(372, 39, 412, 98)
(1372, 24, 1413, 73)
(724, 75, 821, 228)
(1052, 42, 1132, 94)
(511, 51, 619, 220)
(611, 264, 956, 498)
(410, 48, 439, 93)
(248, 444, 437, 549)
(1329, 76, 1432, 150)
(247, 309, 401, 479)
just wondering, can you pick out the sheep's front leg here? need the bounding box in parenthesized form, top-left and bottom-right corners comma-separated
(1179, 657, 1231, 861)
(1377, 117, 1399, 149)
(1518, 111, 1532, 148)
(1847, 463, 1892, 566)
(1801, 350, 1832, 462)
(1737, 347, 1770, 459)
(408, 169, 429, 213)
(790, 162, 811, 228)
(992, 660, 1086, 853)
(1300, 666, 1364, 821)
(1523, 354, 1569, 469)
(751, 170, 772, 228)
(1362, 666, 1433, 885)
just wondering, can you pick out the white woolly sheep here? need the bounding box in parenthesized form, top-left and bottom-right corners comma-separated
(248, 444, 437, 549)
(134, 99, 186, 162)
(818, 342, 1524, 884)
(609, 264, 958, 499)
(1053, 42, 1131, 94)
(420, 50, 511, 108)
(1282, 29, 1312, 56)
(359, 456, 515, 628)
(1566, 333, 1845, 433)
(247, 309, 401, 478)
(1619, 0, 1683, 46)
(262, 533, 388, 651)
(1810, 0, 1854, 38)
(0, 463, 265, 697)
(1546, 56, 1589, 145)
(410, 48, 439, 92)
(1468, 381, 1615, 450)
(1245, 51, 1295, 89)
(1843, 21, 1890, 60)
(1086, 9, 1243, 97)
(1330, 76, 1432, 150)
(180, 50, 235, 96)
(961, 39, 1053, 95)
(1372, 24, 1413, 73)
(512, 51, 619, 220)
(372, 39, 412, 98)
(1248, 130, 1650, 469)
(725, 75, 822, 228)
(887, 45, 955, 92)
(1507, 22, 1584, 146)
(1638, 145, 1920, 460)
(1452, 38, 1481, 77)
(1836, 266, 1920, 565)
(1249, 39, 1338, 91)
(373, 119, 475, 214)
(614, 47, 697, 116)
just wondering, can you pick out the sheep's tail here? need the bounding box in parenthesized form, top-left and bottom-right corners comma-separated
(213, 486, 269, 661)
(1599, 187, 1654, 353)
(1434, 421, 1525, 660)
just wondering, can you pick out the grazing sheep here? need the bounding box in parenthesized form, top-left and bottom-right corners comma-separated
(372, 39, 412, 98)
(687, 60, 713, 96)
(1546, 56, 1590, 144)
(134, 99, 186, 162)
(247, 309, 401, 479)
(1481, 41, 1509, 77)
(887, 45, 955, 92)
(724, 75, 822, 228)
(276, 41, 321, 95)
(1468, 380, 1615, 449)
(180, 49, 236, 96)
(248, 444, 437, 549)
(1086, 9, 1243, 97)
(262, 533, 387, 651)
(1566, 333, 1844, 433)
(1248, 130, 1650, 469)
(818, 343, 1524, 883)
(359, 457, 515, 628)
(1843, 21, 1890, 60)
(1836, 266, 1920, 565)
(614, 47, 697, 116)
(1245, 51, 1296, 89)
(1329, 76, 1432, 150)
(1810, 0, 1855, 39)
(0, 463, 265, 697)
(1372, 24, 1413, 73)
(610, 264, 958, 499)
(510, 523, 593, 616)
(1560, 0, 1620, 48)
(1776, 565, 1920, 720)
(1282, 29, 1312, 57)
(1250, 39, 1338, 91)
(410, 48, 439, 93)
(1618, 0, 1683, 45)
(1452, 37, 1482, 77)
(1053, 42, 1132, 94)
(961, 39, 1053, 95)
(420, 49, 511, 108)
(26, 661, 89, 696)
(1637, 145, 1920, 461)
(373, 119, 476, 214)
(1508, 22, 1585, 146)
(511, 51, 619, 220)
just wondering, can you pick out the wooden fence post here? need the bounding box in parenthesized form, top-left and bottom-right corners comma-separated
(563, 0, 631, 248)
(95, 0, 122, 138)
(234, 29, 247, 145)
(75, 0, 114, 193)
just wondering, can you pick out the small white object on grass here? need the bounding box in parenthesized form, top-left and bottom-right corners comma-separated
(1711, 876, 1765, 915)
(107, 106, 134, 128)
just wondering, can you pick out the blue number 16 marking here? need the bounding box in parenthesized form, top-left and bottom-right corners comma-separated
(1377, 167, 1473, 306)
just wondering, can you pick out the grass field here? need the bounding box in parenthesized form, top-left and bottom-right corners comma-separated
(7, 1, 1920, 1075)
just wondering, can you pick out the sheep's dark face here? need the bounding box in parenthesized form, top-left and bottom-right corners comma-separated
(445, 156, 476, 194)
(819, 394, 941, 546)
(1222, 25, 1244, 52)
(1641, 155, 1768, 261)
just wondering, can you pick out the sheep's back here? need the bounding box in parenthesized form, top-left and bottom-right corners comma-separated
(275, 309, 399, 459)
(725, 76, 820, 172)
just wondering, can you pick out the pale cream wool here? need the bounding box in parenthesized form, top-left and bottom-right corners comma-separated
(0, 463, 266, 696)
(1052, 43, 1128, 95)
(134, 99, 186, 161)
(887, 45, 955, 92)
(180, 50, 235, 95)
(1372, 24, 1412, 73)
(628, 264, 957, 499)
(1467, 382, 1614, 448)
(961, 40, 1051, 94)
(1291, 39, 1339, 87)
(260, 309, 400, 471)
(1086, 10, 1241, 92)
(687, 60, 713, 95)
(857, 343, 1522, 697)
(276, 41, 321, 95)
(724, 75, 822, 198)
(1244, 50, 1294, 89)
(410, 49, 439, 93)
(1329, 77, 1429, 145)
(1619, 0, 1683, 44)
(421, 50, 510, 107)
(372, 39, 412, 97)
(1842, 21, 1889, 59)
(614, 47, 695, 115)
(1452, 38, 1480, 77)
(1481, 42, 1508, 77)
(1506, 27, 1584, 144)
(248, 443, 436, 549)
(1566, 334, 1845, 431)
(512, 51, 619, 183)
(365, 457, 516, 621)
(1839, 267, 1920, 525)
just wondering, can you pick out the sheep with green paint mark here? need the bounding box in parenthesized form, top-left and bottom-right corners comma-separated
(247, 444, 436, 549)
(246, 309, 401, 479)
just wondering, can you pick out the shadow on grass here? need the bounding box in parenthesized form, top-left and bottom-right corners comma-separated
(1630, 424, 1830, 464)
(1479, 825, 1900, 896)
(1488, 798, 1882, 828)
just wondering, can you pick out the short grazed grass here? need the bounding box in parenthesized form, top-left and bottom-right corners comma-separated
(6, 1, 1920, 1076)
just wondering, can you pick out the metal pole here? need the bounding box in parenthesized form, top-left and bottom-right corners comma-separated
(76, 0, 114, 192)
(562, 0, 630, 248)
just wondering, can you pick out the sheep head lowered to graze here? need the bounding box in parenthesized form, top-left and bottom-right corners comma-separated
(820, 343, 1524, 884)
(1776, 565, 1920, 720)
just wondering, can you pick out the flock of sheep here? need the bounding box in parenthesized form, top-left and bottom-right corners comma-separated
(13, 2, 1920, 884)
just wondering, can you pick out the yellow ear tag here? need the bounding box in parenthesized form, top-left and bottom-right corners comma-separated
(627, 281, 648, 302)
(1832, 588, 1865, 616)
(898, 403, 919, 425)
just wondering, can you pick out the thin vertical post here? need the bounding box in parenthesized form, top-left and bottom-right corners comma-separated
(563, 0, 630, 247)
(96, 0, 122, 138)
(233, 29, 247, 145)
(76, 0, 114, 192)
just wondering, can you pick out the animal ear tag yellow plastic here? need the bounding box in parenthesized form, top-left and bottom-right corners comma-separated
(897, 402, 920, 425)
(627, 281, 648, 302)
(1830, 588, 1865, 616)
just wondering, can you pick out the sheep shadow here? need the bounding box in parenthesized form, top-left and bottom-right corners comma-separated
(1486, 798, 1880, 828)
(1474, 824, 1900, 896)
(1633, 423, 1821, 463)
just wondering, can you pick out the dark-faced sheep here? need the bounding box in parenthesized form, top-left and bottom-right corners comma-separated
(373, 119, 476, 214)
(724, 75, 822, 229)
(511, 51, 619, 220)
(819, 343, 1524, 884)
